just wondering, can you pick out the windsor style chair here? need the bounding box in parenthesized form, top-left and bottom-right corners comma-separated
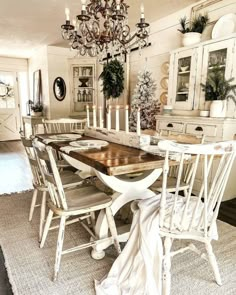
(157, 140, 236, 295)
(42, 118, 87, 134)
(42, 118, 91, 174)
(34, 144, 121, 281)
(21, 136, 84, 241)
(150, 133, 204, 196)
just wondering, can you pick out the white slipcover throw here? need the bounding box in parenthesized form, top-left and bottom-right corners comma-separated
(95, 194, 163, 295)
(95, 193, 218, 294)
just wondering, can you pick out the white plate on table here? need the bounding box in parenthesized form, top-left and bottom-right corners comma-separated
(48, 134, 82, 140)
(212, 13, 236, 39)
(69, 140, 109, 149)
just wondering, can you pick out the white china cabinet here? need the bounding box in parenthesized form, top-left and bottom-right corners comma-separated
(168, 34, 236, 114)
(69, 59, 97, 116)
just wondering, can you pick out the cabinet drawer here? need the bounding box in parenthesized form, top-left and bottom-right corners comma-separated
(185, 124, 217, 137)
(158, 121, 184, 132)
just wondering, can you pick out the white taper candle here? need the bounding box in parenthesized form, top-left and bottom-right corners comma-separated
(99, 106, 103, 128)
(65, 8, 70, 21)
(115, 105, 120, 131)
(107, 105, 111, 130)
(86, 105, 90, 127)
(137, 107, 141, 136)
(93, 105, 97, 128)
(125, 105, 129, 133)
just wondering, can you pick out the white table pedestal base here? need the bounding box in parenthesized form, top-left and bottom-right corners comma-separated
(62, 154, 162, 259)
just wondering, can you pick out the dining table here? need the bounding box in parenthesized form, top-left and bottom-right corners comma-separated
(36, 133, 175, 259)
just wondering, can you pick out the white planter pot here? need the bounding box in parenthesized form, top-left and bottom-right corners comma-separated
(210, 100, 227, 118)
(182, 32, 202, 47)
(31, 111, 42, 117)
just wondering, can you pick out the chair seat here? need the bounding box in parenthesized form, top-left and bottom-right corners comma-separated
(48, 186, 112, 215)
(151, 177, 189, 192)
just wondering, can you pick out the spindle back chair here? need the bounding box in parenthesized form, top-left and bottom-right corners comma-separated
(34, 144, 121, 281)
(158, 140, 236, 295)
(43, 118, 87, 134)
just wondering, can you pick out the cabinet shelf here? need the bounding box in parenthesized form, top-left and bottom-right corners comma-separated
(177, 91, 189, 95)
(75, 87, 94, 90)
(208, 65, 225, 70)
(178, 71, 190, 75)
(74, 75, 93, 78)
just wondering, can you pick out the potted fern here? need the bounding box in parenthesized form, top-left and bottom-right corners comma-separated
(201, 66, 236, 117)
(31, 102, 43, 117)
(178, 13, 209, 47)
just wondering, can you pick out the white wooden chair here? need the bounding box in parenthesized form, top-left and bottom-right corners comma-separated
(42, 118, 89, 172)
(21, 136, 84, 241)
(150, 134, 204, 196)
(42, 118, 87, 134)
(34, 144, 121, 281)
(158, 140, 236, 295)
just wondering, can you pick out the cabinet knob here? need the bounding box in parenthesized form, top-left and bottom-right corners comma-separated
(195, 126, 203, 131)
(167, 123, 173, 128)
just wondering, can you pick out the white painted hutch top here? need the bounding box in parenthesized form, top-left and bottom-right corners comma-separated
(168, 33, 236, 116)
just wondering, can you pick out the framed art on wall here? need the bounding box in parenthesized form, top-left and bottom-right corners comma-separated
(33, 69, 42, 104)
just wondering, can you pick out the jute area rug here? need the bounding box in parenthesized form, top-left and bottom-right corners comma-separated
(0, 192, 236, 295)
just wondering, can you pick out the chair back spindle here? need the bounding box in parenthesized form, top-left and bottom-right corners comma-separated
(158, 140, 236, 237)
(43, 118, 87, 134)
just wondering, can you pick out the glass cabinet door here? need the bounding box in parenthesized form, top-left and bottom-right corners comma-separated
(199, 39, 235, 110)
(169, 48, 197, 110)
(72, 65, 95, 112)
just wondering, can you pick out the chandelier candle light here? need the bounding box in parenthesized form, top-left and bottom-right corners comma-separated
(61, 0, 150, 60)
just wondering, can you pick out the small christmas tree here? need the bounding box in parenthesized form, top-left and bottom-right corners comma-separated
(129, 70, 160, 131)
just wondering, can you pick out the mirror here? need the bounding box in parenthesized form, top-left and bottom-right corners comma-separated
(53, 77, 66, 101)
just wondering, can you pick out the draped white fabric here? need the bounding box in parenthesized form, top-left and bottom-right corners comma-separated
(95, 193, 218, 294)
(95, 194, 163, 295)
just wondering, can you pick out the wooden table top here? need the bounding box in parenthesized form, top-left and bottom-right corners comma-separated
(36, 134, 169, 176)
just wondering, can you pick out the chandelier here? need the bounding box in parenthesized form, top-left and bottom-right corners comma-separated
(61, 0, 150, 61)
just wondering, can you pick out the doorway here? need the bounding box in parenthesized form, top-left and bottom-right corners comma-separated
(0, 71, 21, 141)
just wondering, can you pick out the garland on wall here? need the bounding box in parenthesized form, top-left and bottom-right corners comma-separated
(129, 70, 160, 131)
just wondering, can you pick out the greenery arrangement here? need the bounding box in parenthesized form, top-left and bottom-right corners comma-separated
(99, 59, 124, 100)
(178, 13, 209, 34)
(129, 70, 160, 131)
(31, 102, 43, 112)
(201, 66, 236, 104)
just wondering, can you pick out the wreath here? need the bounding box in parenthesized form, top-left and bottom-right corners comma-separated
(0, 81, 12, 98)
(99, 59, 124, 100)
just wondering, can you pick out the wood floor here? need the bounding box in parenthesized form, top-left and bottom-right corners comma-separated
(0, 140, 235, 294)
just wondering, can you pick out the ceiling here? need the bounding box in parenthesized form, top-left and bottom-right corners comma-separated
(0, 0, 199, 59)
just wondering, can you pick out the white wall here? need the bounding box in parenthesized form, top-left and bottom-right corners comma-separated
(28, 46, 49, 117)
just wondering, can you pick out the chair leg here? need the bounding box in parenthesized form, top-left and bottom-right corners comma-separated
(54, 216, 66, 281)
(39, 191, 47, 242)
(40, 209, 54, 249)
(205, 241, 222, 286)
(105, 207, 121, 255)
(90, 211, 96, 231)
(162, 237, 172, 295)
(29, 189, 38, 221)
